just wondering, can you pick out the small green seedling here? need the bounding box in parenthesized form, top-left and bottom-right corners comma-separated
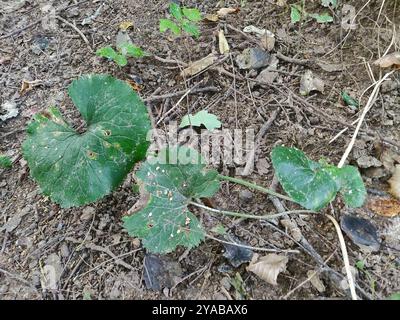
(341, 91, 359, 109)
(290, 1, 333, 24)
(96, 43, 147, 67)
(179, 110, 221, 130)
(0, 154, 12, 168)
(160, 2, 202, 38)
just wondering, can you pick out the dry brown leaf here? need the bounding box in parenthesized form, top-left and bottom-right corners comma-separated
(307, 270, 326, 293)
(217, 7, 240, 18)
(20, 79, 42, 95)
(0, 55, 11, 65)
(180, 54, 218, 77)
(218, 30, 229, 55)
(204, 14, 219, 22)
(389, 165, 400, 200)
(373, 52, 400, 69)
(368, 197, 400, 218)
(119, 20, 134, 31)
(247, 253, 288, 285)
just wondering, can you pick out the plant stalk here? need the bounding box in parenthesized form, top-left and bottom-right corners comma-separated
(190, 201, 314, 220)
(217, 174, 293, 202)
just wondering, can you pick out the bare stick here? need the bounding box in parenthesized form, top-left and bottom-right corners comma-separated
(325, 214, 357, 300)
(55, 15, 92, 51)
(145, 86, 219, 103)
(338, 70, 395, 168)
(242, 108, 280, 176)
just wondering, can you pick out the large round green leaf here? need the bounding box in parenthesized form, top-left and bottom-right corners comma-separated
(123, 146, 220, 254)
(22, 74, 151, 208)
(271, 146, 366, 211)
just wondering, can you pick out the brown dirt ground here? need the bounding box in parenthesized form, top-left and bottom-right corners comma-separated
(0, 0, 399, 300)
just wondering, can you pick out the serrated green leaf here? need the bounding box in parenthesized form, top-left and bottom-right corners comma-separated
(290, 5, 302, 23)
(321, 0, 338, 8)
(113, 54, 128, 66)
(96, 47, 118, 60)
(0, 155, 12, 168)
(182, 7, 202, 22)
(169, 2, 183, 21)
(182, 20, 200, 38)
(123, 146, 220, 253)
(211, 224, 227, 235)
(341, 91, 359, 108)
(271, 146, 366, 211)
(159, 18, 181, 35)
(22, 74, 151, 208)
(179, 110, 221, 131)
(309, 12, 333, 23)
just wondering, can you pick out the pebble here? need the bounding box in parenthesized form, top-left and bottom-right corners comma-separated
(80, 206, 95, 221)
(236, 48, 271, 70)
(239, 189, 253, 202)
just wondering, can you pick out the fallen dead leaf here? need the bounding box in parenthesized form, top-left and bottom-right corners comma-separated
(261, 30, 275, 51)
(368, 197, 400, 218)
(217, 7, 240, 18)
(218, 30, 229, 55)
(389, 165, 400, 200)
(20, 79, 42, 95)
(307, 270, 326, 293)
(299, 70, 324, 95)
(204, 14, 219, 22)
(373, 52, 400, 69)
(0, 55, 11, 65)
(247, 253, 288, 285)
(180, 54, 218, 77)
(0, 100, 19, 121)
(119, 20, 134, 31)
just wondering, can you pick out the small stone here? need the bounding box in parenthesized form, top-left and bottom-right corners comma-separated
(236, 48, 271, 70)
(239, 189, 253, 202)
(356, 155, 382, 168)
(60, 243, 70, 258)
(381, 80, 399, 93)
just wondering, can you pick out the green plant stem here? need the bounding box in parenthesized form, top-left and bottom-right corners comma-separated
(217, 174, 294, 202)
(190, 201, 314, 220)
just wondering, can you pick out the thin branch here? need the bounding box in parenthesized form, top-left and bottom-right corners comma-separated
(325, 214, 357, 300)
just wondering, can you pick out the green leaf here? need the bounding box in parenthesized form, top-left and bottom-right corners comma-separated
(159, 19, 181, 35)
(355, 260, 365, 270)
(309, 12, 333, 23)
(341, 91, 359, 108)
(119, 43, 146, 58)
(271, 146, 366, 211)
(290, 5, 302, 23)
(211, 224, 227, 235)
(179, 110, 221, 131)
(0, 154, 12, 168)
(169, 2, 183, 21)
(388, 292, 400, 300)
(334, 165, 367, 208)
(182, 20, 200, 38)
(96, 47, 118, 60)
(182, 7, 202, 22)
(321, 0, 338, 8)
(123, 146, 220, 253)
(22, 74, 151, 208)
(113, 54, 128, 66)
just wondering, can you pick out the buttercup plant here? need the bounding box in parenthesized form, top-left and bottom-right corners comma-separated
(22, 74, 366, 254)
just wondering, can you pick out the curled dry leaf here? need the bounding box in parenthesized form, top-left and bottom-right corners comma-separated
(373, 52, 400, 69)
(299, 70, 324, 95)
(247, 253, 288, 285)
(204, 14, 219, 22)
(20, 79, 42, 95)
(389, 165, 400, 200)
(119, 20, 134, 31)
(218, 30, 229, 55)
(180, 54, 218, 77)
(217, 7, 240, 18)
(368, 197, 400, 218)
